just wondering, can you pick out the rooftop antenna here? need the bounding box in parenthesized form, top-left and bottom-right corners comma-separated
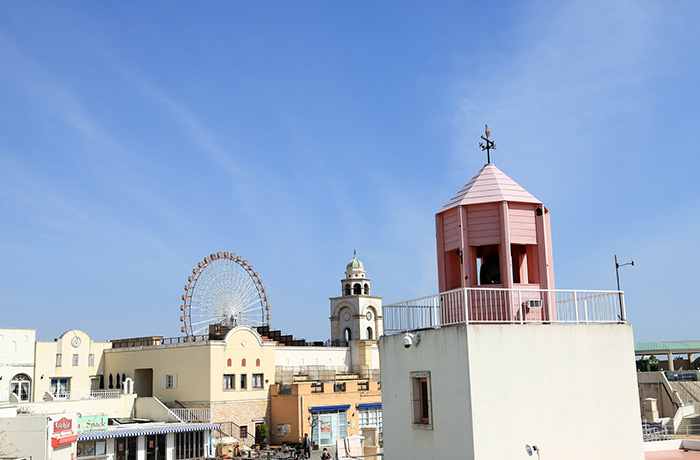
(479, 124, 496, 164)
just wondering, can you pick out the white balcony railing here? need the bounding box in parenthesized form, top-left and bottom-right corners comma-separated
(170, 408, 211, 423)
(384, 287, 625, 334)
(48, 390, 122, 401)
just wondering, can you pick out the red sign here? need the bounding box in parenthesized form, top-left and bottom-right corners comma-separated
(53, 417, 72, 434)
(51, 434, 78, 447)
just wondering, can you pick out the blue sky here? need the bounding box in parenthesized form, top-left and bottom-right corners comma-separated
(1, 1, 698, 343)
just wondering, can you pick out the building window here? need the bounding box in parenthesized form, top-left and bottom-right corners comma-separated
(252, 373, 264, 389)
(410, 371, 432, 429)
(364, 284, 369, 295)
(344, 284, 351, 296)
(227, 358, 232, 367)
(353, 284, 361, 295)
(476, 245, 501, 285)
(240, 374, 247, 390)
(56, 353, 62, 367)
(358, 406, 383, 435)
(358, 381, 369, 391)
(88, 354, 95, 366)
(50, 378, 70, 398)
(77, 440, 107, 457)
(223, 374, 235, 390)
(163, 374, 178, 389)
(311, 382, 324, 393)
(256, 358, 260, 366)
(366, 327, 373, 340)
(242, 358, 246, 367)
(10, 374, 31, 402)
(334, 382, 346, 392)
(344, 328, 351, 342)
(239, 425, 248, 440)
(73, 354, 79, 366)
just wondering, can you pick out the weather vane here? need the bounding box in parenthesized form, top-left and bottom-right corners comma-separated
(479, 124, 496, 164)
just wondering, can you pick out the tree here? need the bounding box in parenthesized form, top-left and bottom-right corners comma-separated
(255, 423, 268, 446)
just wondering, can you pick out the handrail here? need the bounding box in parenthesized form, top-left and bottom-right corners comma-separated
(384, 287, 625, 333)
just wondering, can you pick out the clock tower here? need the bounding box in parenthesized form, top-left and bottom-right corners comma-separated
(329, 252, 383, 344)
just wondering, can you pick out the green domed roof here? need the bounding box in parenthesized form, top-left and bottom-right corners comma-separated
(347, 255, 364, 269)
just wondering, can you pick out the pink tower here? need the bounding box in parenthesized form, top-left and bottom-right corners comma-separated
(435, 162, 555, 323)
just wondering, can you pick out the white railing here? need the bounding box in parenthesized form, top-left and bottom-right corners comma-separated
(170, 408, 211, 423)
(49, 390, 122, 401)
(384, 287, 625, 333)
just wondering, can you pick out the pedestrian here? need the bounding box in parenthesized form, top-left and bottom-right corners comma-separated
(302, 433, 311, 459)
(321, 447, 331, 460)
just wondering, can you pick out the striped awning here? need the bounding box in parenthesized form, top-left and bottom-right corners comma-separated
(78, 423, 220, 440)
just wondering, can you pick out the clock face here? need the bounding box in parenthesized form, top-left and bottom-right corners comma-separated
(365, 311, 373, 321)
(343, 312, 351, 321)
(71, 336, 81, 348)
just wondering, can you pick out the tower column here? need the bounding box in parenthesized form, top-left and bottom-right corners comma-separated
(499, 201, 513, 289)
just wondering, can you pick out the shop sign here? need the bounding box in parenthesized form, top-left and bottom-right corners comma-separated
(53, 417, 72, 434)
(78, 415, 108, 432)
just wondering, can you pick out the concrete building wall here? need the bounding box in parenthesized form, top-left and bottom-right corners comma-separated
(381, 324, 644, 460)
(0, 329, 36, 402)
(380, 326, 473, 460)
(0, 414, 48, 460)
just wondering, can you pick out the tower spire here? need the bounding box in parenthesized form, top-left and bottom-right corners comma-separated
(479, 124, 496, 164)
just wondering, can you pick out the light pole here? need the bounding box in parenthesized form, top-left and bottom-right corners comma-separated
(615, 255, 634, 322)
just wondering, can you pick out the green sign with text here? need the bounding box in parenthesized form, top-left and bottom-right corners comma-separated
(77, 415, 108, 432)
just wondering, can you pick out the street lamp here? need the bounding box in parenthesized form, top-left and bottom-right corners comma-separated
(615, 255, 634, 322)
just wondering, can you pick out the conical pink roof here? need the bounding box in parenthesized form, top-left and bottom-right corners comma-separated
(440, 163, 541, 212)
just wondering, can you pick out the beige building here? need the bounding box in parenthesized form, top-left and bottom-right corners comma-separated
(33, 329, 112, 402)
(104, 326, 275, 442)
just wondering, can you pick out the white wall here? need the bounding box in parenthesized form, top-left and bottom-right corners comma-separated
(0, 329, 36, 402)
(275, 346, 351, 367)
(22, 393, 136, 419)
(380, 324, 645, 460)
(0, 414, 48, 460)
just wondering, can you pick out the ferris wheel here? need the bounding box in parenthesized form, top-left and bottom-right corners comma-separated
(180, 251, 271, 339)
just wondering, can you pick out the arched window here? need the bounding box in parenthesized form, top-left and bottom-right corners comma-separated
(364, 284, 369, 295)
(344, 328, 352, 342)
(344, 284, 351, 296)
(256, 358, 260, 367)
(366, 327, 373, 340)
(242, 358, 246, 367)
(353, 284, 361, 295)
(10, 374, 31, 402)
(227, 358, 232, 367)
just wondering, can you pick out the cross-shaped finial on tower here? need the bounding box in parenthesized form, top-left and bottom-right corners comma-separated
(479, 124, 496, 164)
